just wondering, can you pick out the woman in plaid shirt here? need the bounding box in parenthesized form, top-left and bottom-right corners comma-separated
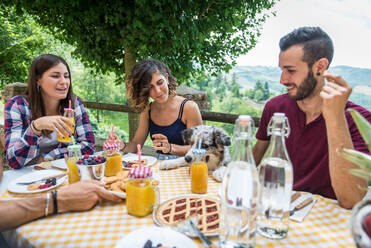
(4, 54, 95, 169)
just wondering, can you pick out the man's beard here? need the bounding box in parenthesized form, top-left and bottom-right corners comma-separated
(289, 70, 318, 101)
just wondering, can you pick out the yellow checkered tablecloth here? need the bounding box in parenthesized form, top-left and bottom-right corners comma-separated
(1, 165, 355, 248)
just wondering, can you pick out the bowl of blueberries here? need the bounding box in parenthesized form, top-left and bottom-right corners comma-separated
(76, 155, 107, 181)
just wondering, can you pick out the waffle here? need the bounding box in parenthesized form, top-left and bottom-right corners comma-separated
(155, 195, 220, 234)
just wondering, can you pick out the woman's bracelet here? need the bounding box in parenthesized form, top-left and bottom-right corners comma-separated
(31, 120, 41, 135)
(168, 143, 172, 154)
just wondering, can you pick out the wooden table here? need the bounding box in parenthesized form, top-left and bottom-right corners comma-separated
(1, 164, 356, 248)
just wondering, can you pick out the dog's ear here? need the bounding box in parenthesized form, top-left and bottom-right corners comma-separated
(182, 127, 194, 145)
(213, 127, 231, 147)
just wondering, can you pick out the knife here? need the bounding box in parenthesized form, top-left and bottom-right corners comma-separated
(17, 173, 67, 185)
(189, 217, 217, 248)
(290, 198, 313, 216)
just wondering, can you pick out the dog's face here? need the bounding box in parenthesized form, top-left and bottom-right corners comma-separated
(182, 125, 231, 171)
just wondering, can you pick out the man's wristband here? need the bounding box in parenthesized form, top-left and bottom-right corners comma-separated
(45, 192, 50, 217)
(168, 143, 172, 154)
(52, 190, 58, 215)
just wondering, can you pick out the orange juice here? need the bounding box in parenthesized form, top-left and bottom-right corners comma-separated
(126, 179, 156, 217)
(191, 161, 208, 194)
(57, 117, 75, 143)
(104, 152, 122, 177)
(67, 157, 80, 184)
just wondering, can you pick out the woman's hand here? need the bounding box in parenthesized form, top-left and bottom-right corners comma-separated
(33, 116, 74, 138)
(107, 134, 126, 150)
(152, 133, 171, 154)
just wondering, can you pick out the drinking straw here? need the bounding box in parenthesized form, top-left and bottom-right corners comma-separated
(110, 125, 114, 144)
(198, 139, 202, 150)
(137, 144, 142, 167)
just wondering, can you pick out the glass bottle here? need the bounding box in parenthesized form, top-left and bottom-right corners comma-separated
(191, 148, 208, 194)
(257, 112, 293, 239)
(219, 115, 259, 248)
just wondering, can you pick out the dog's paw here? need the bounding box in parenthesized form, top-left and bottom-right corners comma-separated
(158, 160, 171, 170)
(212, 166, 227, 182)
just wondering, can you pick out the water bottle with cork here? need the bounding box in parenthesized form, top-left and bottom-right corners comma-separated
(219, 115, 259, 248)
(257, 112, 293, 239)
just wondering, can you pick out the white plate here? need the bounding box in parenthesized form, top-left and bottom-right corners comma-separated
(51, 158, 67, 170)
(7, 170, 67, 194)
(114, 226, 197, 248)
(110, 190, 126, 199)
(122, 154, 157, 169)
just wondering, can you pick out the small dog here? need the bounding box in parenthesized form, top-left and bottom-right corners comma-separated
(158, 125, 231, 174)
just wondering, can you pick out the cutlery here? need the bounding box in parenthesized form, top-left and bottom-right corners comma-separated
(291, 192, 301, 203)
(290, 197, 314, 216)
(188, 217, 217, 248)
(17, 173, 67, 185)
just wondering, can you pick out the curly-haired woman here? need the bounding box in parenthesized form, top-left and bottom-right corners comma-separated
(111, 58, 202, 158)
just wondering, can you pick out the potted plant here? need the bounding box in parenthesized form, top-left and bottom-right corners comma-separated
(338, 109, 371, 248)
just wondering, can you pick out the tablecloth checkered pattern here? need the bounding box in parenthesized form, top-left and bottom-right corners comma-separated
(1, 164, 356, 248)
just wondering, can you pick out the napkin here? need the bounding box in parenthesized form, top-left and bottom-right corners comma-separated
(289, 192, 316, 222)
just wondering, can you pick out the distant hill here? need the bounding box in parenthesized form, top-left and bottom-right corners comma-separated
(229, 65, 371, 109)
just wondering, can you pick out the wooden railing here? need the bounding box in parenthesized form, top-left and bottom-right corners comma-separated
(84, 101, 260, 126)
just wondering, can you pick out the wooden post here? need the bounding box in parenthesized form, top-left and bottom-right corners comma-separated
(124, 48, 138, 141)
(2, 82, 27, 103)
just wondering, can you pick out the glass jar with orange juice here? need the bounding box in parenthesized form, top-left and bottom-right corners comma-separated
(57, 108, 75, 143)
(126, 167, 160, 217)
(66, 144, 81, 184)
(191, 148, 208, 194)
(103, 143, 123, 177)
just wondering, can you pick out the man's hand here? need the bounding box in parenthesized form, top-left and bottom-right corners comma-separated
(58, 180, 122, 212)
(320, 72, 352, 121)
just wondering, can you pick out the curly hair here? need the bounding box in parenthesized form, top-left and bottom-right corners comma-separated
(126, 58, 177, 112)
(279, 26, 334, 68)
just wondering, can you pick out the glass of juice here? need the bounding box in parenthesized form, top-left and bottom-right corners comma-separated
(126, 167, 160, 217)
(57, 109, 75, 143)
(191, 148, 208, 194)
(103, 143, 123, 177)
(66, 144, 81, 184)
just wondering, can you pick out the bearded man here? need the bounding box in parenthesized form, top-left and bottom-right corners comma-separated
(253, 26, 371, 209)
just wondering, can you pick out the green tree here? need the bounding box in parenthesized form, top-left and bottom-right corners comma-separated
(263, 81, 270, 100)
(0, 7, 57, 86)
(2, 0, 276, 83)
(254, 89, 264, 101)
(230, 72, 240, 97)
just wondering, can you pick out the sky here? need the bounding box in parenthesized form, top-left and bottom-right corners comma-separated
(236, 0, 371, 69)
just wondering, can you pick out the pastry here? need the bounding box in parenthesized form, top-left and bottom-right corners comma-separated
(155, 195, 220, 234)
(27, 183, 41, 191)
(126, 158, 148, 167)
(104, 171, 129, 193)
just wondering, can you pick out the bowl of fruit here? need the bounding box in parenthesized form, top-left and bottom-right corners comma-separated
(76, 155, 107, 181)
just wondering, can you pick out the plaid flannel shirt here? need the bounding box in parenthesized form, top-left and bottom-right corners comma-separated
(4, 96, 95, 169)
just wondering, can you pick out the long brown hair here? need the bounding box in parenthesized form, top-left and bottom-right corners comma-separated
(126, 58, 177, 112)
(26, 54, 75, 135)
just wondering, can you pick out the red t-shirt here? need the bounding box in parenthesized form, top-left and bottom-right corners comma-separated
(256, 94, 371, 199)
